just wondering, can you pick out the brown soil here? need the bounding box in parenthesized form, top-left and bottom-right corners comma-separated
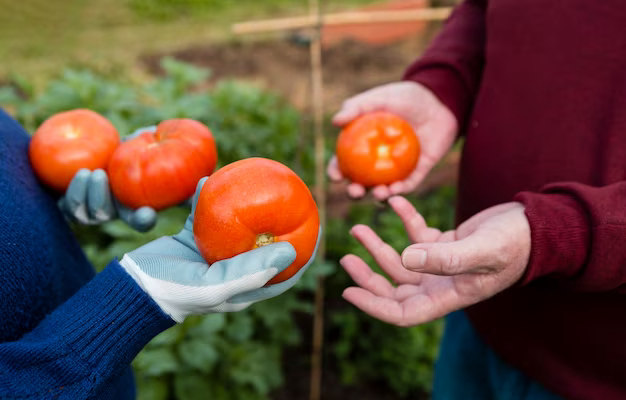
(140, 24, 440, 113)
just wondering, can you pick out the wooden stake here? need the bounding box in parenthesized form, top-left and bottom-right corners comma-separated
(309, 0, 326, 399)
(232, 7, 452, 35)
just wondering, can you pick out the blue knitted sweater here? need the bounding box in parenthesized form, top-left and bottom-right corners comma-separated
(0, 109, 175, 399)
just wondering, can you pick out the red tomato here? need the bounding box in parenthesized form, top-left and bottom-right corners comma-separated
(193, 158, 320, 285)
(108, 118, 218, 210)
(336, 111, 420, 187)
(29, 109, 120, 191)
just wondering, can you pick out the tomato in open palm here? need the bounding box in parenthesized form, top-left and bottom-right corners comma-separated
(336, 111, 420, 187)
(193, 158, 319, 284)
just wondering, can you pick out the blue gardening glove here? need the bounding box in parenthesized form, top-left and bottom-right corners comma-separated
(58, 168, 157, 232)
(58, 126, 160, 232)
(119, 177, 321, 323)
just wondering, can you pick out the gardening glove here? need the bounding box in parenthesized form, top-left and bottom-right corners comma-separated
(119, 177, 322, 323)
(58, 125, 158, 232)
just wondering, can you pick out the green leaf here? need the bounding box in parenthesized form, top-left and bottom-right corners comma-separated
(178, 339, 219, 373)
(295, 259, 336, 291)
(188, 313, 226, 338)
(149, 325, 182, 347)
(229, 344, 282, 394)
(133, 347, 179, 376)
(136, 376, 169, 400)
(224, 312, 253, 342)
(174, 372, 222, 400)
(101, 220, 137, 239)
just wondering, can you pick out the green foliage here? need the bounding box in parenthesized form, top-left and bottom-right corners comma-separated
(128, 0, 255, 20)
(1, 60, 456, 398)
(127, 0, 380, 21)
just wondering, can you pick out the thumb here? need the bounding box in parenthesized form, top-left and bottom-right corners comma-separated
(401, 233, 494, 275)
(333, 107, 359, 126)
(117, 202, 157, 232)
(202, 241, 297, 285)
(126, 125, 157, 141)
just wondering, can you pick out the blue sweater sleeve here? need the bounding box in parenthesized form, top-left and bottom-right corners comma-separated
(0, 260, 175, 399)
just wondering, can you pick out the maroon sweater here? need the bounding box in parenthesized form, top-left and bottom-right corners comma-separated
(404, 1, 626, 399)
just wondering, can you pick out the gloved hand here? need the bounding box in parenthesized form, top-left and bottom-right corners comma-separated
(119, 177, 322, 323)
(58, 125, 159, 232)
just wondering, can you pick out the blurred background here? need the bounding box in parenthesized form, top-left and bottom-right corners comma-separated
(0, 0, 460, 399)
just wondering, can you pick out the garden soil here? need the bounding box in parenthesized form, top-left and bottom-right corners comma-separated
(140, 25, 440, 114)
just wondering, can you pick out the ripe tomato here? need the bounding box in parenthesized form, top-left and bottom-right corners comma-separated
(29, 109, 120, 191)
(108, 118, 217, 210)
(336, 111, 420, 187)
(193, 158, 320, 285)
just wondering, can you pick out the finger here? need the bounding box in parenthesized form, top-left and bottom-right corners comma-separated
(333, 92, 389, 126)
(327, 156, 344, 182)
(190, 177, 209, 219)
(204, 241, 296, 288)
(388, 196, 442, 243)
(340, 254, 395, 297)
(344, 278, 467, 326)
(130, 207, 158, 232)
(171, 176, 210, 248)
(64, 169, 91, 223)
(350, 224, 423, 285)
(332, 100, 362, 125)
(437, 230, 457, 242)
(116, 199, 157, 232)
(126, 125, 157, 140)
(388, 162, 431, 196)
(347, 183, 366, 198)
(342, 287, 410, 326)
(401, 232, 497, 275)
(371, 185, 392, 201)
(87, 169, 115, 222)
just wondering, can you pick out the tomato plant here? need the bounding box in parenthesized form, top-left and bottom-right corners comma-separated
(336, 111, 420, 187)
(193, 157, 319, 284)
(108, 118, 217, 210)
(29, 108, 120, 191)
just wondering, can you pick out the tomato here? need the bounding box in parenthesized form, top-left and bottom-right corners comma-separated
(193, 157, 319, 285)
(336, 111, 420, 187)
(29, 109, 120, 191)
(108, 118, 217, 210)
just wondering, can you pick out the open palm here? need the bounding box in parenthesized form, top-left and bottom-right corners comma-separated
(340, 197, 531, 326)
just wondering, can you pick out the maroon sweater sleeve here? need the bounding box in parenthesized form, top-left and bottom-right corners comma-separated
(514, 182, 626, 292)
(403, 0, 487, 129)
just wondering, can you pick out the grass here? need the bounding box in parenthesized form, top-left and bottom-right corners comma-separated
(0, 0, 381, 89)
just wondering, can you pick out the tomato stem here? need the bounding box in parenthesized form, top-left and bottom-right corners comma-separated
(255, 233, 275, 248)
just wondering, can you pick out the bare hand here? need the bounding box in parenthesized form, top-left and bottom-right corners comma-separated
(340, 197, 531, 326)
(328, 82, 458, 201)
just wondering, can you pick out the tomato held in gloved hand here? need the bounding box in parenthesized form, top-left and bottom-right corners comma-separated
(336, 111, 420, 188)
(29, 109, 120, 192)
(108, 118, 218, 211)
(193, 157, 320, 285)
